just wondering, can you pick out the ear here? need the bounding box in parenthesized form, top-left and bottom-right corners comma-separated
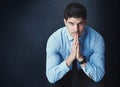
(64, 19, 67, 26)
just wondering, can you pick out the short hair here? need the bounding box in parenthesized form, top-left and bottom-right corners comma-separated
(64, 2, 87, 20)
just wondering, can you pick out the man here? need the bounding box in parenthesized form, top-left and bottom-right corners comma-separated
(46, 2, 105, 87)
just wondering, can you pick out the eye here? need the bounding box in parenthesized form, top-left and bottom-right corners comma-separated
(69, 22, 74, 26)
(78, 22, 85, 26)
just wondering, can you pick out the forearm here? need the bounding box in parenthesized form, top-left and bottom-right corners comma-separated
(81, 62, 105, 82)
(46, 60, 70, 83)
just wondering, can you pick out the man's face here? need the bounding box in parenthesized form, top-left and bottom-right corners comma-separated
(64, 17, 86, 39)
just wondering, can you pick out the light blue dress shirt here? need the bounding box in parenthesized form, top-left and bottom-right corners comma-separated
(46, 26, 105, 83)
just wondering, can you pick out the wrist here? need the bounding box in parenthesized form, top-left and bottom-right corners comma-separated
(66, 55, 75, 66)
(77, 55, 83, 62)
(78, 56, 87, 64)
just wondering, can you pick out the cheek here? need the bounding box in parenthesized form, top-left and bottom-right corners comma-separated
(67, 26, 73, 32)
(79, 27, 84, 32)
(68, 28, 73, 33)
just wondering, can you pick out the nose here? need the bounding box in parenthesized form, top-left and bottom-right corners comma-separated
(74, 24, 79, 32)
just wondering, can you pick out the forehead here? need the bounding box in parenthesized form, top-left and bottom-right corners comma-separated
(67, 17, 84, 23)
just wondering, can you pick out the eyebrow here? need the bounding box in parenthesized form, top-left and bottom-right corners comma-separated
(68, 22, 74, 24)
(78, 21, 84, 24)
(68, 21, 84, 25)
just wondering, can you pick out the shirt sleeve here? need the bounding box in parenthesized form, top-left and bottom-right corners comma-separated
(46, 35, 70, 83)
(81, 34, 105, 82)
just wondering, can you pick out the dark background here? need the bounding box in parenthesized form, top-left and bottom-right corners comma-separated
(0, 0, 119, 87)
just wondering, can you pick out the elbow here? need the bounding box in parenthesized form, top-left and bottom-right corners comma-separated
(93, 71, 105, 82)
(46, 71, 56, 84)
(47, 77, 56, 84)
(93, 78, 102, 83)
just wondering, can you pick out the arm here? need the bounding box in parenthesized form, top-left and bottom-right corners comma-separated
(46, 36, 70, 83)
(81, 35, 105, 82)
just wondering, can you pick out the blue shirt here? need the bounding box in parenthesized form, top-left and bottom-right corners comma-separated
(46, 26, 105, 83)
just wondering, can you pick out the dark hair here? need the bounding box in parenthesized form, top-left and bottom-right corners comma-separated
(64, 2, 87, 20)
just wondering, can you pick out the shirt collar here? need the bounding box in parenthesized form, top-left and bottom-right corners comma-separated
(66, 27, 86, 41)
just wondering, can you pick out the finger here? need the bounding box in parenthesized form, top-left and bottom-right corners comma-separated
(76, 41, 80, 58)
(74, 35, 77, 44)
(73, 39, 77, 50)
(76, 34, 78, 40)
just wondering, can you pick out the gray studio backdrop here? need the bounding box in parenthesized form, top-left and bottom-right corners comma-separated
(0, 0, 119, 87)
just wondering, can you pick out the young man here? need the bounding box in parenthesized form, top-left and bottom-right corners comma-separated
(46, 2, 105, 86)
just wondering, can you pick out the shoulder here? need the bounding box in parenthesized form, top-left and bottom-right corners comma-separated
(85, 26, 103, 40)
(85, 26, 105, 49)
(47, 26, 66, 43)
(85, 26, 104, 46)
(46, 26, 67, 51)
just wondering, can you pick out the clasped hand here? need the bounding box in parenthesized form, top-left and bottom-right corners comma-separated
(66, 34, 83, 66)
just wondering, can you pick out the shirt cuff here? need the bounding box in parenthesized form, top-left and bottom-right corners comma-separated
(59, 60, 70, 72)
(81, 62, 92, 77)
